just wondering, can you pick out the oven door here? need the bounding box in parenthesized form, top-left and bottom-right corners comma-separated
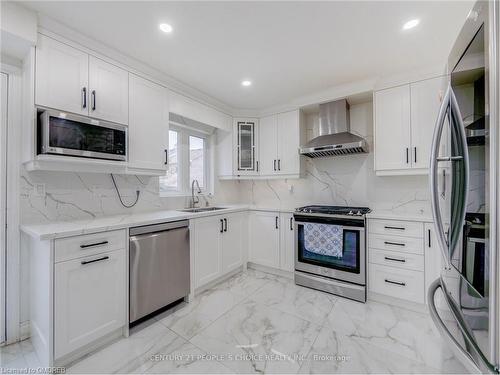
(39, 109, 127, 161)
(294, 215, 365, 285)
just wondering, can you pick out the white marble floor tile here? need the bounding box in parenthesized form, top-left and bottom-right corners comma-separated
(156, 288, 247, 340)
(325, 297, 467, 372)
(137, 340, 233, 374)
(247, 277, 337, 325)
(211, 269, 274, 297)
(67, 320, 182, 373)
(190, 299, 322, 374)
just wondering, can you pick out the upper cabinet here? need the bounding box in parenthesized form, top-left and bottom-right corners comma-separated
(374, 76, 446, 176)
(128, 74, 169, 173)
(261, 110, 302, 176)
(35, 35, 89, 116)
(217, 110, 303, 179)
(35, 35, 129, 125)
(234, 118, 259, 176)
(88, 56, 129, 124)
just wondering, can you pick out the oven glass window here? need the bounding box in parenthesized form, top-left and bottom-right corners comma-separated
(297, 224, 360, 273)
(49, 116, 126, 156)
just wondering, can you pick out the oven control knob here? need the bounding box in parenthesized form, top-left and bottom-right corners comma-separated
(348, 210, 353, 215)
(356, 210, 361, 216)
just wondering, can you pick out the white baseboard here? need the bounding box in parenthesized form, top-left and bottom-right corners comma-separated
(247, 262, 293, 280)
(20, 321, 30, 341)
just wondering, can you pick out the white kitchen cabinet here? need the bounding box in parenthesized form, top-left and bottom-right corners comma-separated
(259, 114, 278, 175)
(410, 77, 446, 170)
(258, 110, 301, 176)
(35, 35, 129, 125)
(193, 216, 223, 288)
(221, 212, 244, 273)
(193, 212, 245, 289)
(249, 211, 280, 268)
(374, 76, 445, 175)
(35, 34, 89, 116)
(279, 213, 295, 272)
(374, 84, 411, 173)
(277, 110, 301, 175)
(128, 74, 169, 173)
(54, 249, 126, 359)
(234, 118, 259, 176)
(216, 128, 234, 178)
(88, 56, 129, 124)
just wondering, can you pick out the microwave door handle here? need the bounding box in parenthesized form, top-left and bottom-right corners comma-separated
(430, 84, 452, 270)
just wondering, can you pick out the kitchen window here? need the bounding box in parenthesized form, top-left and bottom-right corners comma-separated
(159, 125, 211, 196)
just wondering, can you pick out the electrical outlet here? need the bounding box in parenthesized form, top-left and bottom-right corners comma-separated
(33, 183, 46, 197)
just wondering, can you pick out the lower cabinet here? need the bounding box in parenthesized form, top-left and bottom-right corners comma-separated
(280, 213, 295, 272)
(54, 249, 126, 359)
(249, 211, 295, 272)
(28, 229, 127, 366)
(249, 211, 280, 268)
(193, 212, 244, 289)
(368, 218, 426, 304)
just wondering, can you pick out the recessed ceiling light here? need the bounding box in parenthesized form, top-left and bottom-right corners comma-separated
(402, 19, 420, 30)
(241, 80, 252, 87)
(159, 23, 173, 33)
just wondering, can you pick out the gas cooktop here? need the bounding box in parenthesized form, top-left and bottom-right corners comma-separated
(295, 205, 371, 217)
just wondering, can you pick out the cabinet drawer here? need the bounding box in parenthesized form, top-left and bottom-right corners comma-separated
(55, 230, 126, 263)
(369, 248, 424, 271)
(369, 263, 424, 304)
(369, 219, 423, 238)
(368, 233, 423, 255)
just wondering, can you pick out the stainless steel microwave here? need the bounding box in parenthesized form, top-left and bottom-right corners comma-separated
(37, 109, 127, 161)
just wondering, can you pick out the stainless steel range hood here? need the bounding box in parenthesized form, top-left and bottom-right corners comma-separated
(299, 99, 368, 158)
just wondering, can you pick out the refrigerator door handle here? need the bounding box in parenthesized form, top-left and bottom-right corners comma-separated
(428, 278, 495, 374)
(430, 84, 452, 269)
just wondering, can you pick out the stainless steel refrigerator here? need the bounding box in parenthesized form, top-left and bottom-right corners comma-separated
(428, 1, 499, 373)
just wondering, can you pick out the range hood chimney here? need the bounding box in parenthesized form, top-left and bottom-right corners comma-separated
(299, 99, 368, 158)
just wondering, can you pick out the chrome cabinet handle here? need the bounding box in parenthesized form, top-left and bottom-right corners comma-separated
(278, 159, 281, 171)
(81, 256, 109, 265)
(414, 147, 417, 163)
(275, 216, 278, 229)
(91, 90, 96, 111)
(224, 218, 227, 232)
(82, 87, 87, 109)
(80, 240, 108, 249)
(428, 229, 431, 248)
(406, 147, 409, 164)
(384, 256, 406, 263)
(220, 219, 224, 233)
(289, 217, 293, 231)
(273, 160, 276, 171)
(384, 279, 406, 286)
(256, 161, 259, 172)
(164, 150, 168, 165)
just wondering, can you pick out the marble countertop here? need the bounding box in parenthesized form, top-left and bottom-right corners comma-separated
(366, 210, 433, 223)
(21, 205, 250, 240)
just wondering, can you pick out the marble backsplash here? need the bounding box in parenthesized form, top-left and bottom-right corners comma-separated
(20, 102, 433, 225)
(236, 102, 432, 216)
(20, 171, 243, 224)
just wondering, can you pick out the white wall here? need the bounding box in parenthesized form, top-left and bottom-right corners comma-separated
(237, 102, 431, 215)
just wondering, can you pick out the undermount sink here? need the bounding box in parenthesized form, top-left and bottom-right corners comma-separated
(178, 207, 226, 213)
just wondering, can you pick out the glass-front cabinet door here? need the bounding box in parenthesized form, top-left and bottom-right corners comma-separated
(234, 119, 259, 175)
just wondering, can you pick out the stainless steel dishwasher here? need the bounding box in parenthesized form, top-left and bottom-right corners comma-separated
(129, 220, 190, 324)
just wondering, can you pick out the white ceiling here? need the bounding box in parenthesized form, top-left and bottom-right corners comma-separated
(20, 1, 473, 110)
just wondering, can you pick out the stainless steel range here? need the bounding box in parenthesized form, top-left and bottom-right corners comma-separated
(294, 205, 370, 302)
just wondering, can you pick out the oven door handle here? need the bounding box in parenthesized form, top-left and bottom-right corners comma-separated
(294, 221, 364, 232)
